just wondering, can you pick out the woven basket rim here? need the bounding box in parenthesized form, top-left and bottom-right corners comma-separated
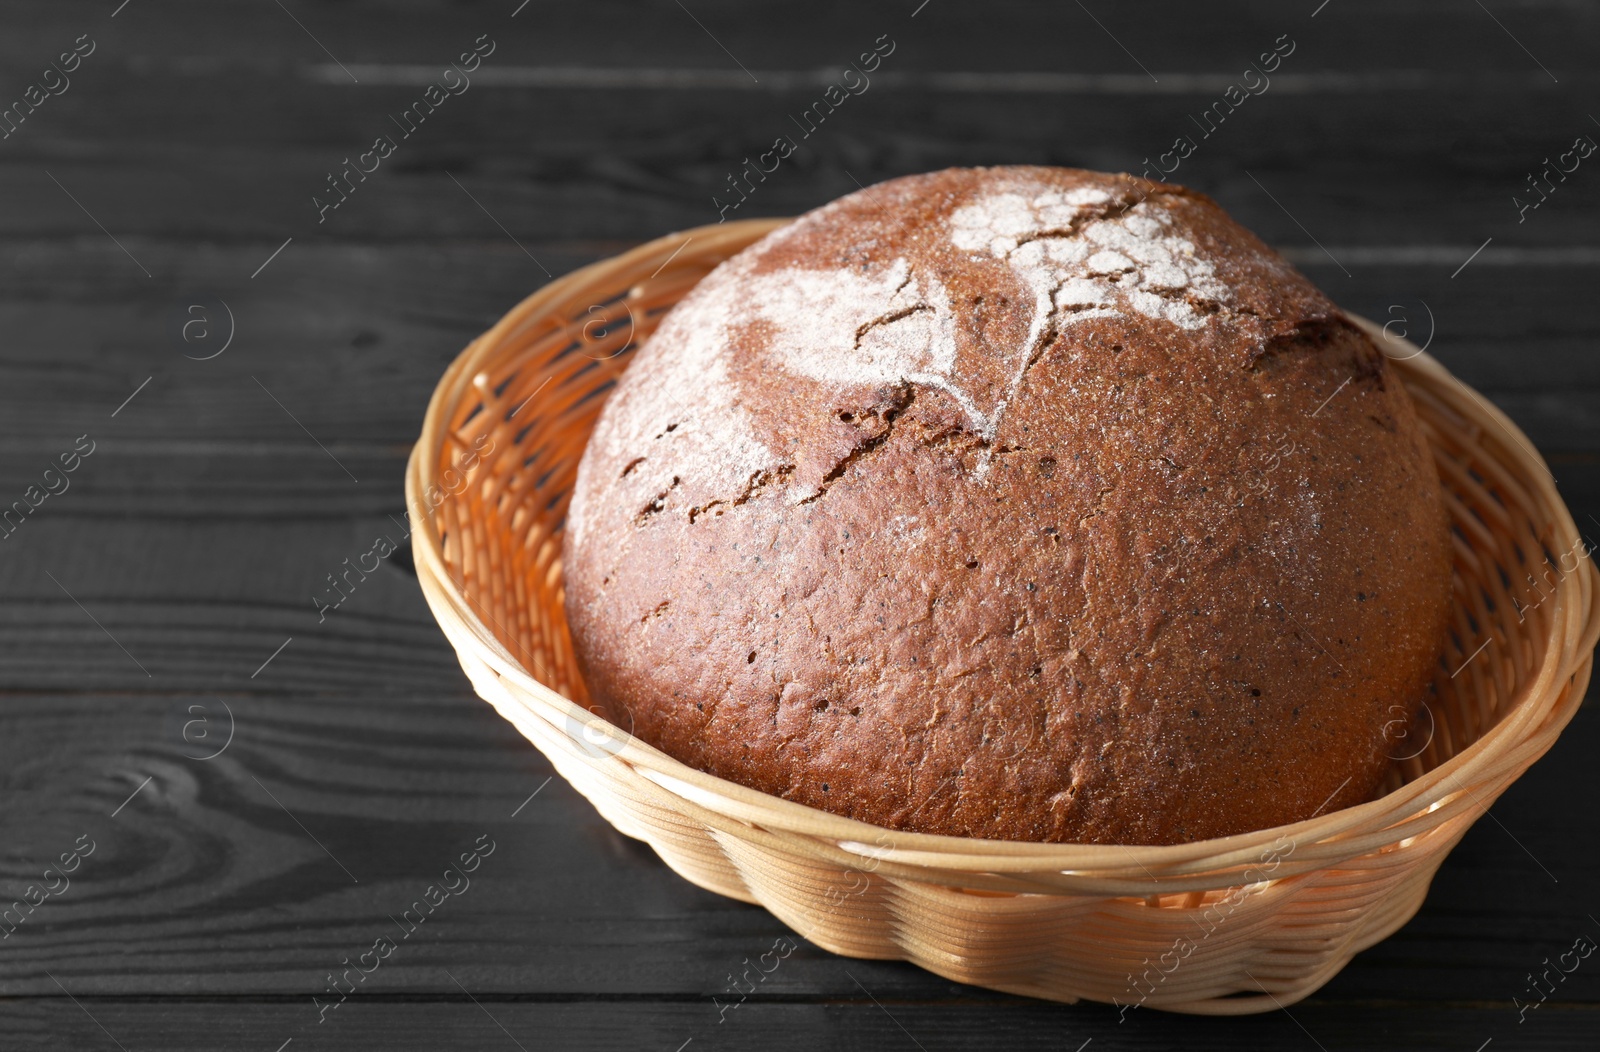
(408, 219, 1600, 877)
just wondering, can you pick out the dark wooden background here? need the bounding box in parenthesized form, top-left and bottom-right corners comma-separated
(2, 1, 1597, 1048)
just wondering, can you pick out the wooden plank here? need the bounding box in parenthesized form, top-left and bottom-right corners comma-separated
(0, 2, 1595, 246)
(6, 85, 1600, 245)
(0, 247, 1598, 453)
(1, 0, 1592, 75)
(0, 441, 1592, 524)
(2, 494, 1598, 690)
(0, 997, 1596, 1052)
(0, 657, 1594, 998)
(0, 515, 459, 693)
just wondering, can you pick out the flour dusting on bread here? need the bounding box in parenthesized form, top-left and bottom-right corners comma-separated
(948, 188, 1233, 332)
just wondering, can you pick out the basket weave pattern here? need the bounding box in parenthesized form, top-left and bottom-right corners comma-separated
(408, 220, 1600, 1014)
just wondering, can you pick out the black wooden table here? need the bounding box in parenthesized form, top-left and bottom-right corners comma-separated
(2, 2, 1597, 1048)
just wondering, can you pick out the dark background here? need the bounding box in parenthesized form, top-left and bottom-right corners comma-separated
(2, 1, 1598, 1049)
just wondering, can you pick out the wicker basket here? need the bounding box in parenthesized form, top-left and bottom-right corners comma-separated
(407, 219, 1600, 1014)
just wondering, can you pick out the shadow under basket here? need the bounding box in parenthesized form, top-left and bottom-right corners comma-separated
(408, 219, 1600, 1015)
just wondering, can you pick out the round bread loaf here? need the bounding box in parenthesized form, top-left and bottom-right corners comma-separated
(562, 166, 1453, 845)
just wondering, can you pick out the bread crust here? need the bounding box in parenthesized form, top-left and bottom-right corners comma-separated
(563, 166, 1453, 845)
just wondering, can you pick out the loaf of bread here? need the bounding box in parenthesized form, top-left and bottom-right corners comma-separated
(562, 166, 1453, 845)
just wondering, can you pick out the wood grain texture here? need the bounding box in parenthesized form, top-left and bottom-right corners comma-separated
(0, 693, 1596, 998)
(2, 246, 1599, 451)
(6, 999, 1600, 1052)
(1, 0, 1598, 1046)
